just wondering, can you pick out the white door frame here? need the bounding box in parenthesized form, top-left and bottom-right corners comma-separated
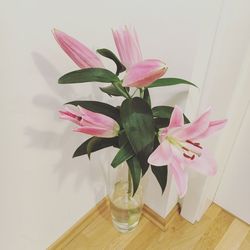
(181, 0, 250, 223)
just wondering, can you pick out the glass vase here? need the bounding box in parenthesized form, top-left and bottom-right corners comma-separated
(107, 162, 143, 233)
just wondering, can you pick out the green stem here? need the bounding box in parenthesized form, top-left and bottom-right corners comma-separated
(139, 88, 145, 98)
(128, 168, 132, 197)
(125, 88, 132, 99)
(131, 88, 139, 97)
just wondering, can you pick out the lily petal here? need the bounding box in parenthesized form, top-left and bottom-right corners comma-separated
(160, 106, 184, 141)
(188, 149, 217, 176)
(60, 105, 119, 138)
(123, 59, 167, 88)
(173, 108, 211, 141)
(73, 126, 117, 138)
(112, 26, 142, 68)
(78, 106, 118, 130)
(148, 140, 172, 166)
(169, 160, 188, 198)
(169, 105, 184, 129)
(53, 29, 104, 68)
(59, 106, 82, 126)
(193, 119, 227, 140)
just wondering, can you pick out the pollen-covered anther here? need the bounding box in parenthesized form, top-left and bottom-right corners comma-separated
(186, 140, 203, 149)
(183, 152, 195, 160)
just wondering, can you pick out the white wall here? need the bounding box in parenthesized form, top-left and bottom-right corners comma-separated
(0, 0, 223, 249)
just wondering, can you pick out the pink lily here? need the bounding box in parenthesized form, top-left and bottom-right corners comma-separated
(148, 106, 227, 197)
(53, 29, 104, 68)
(123, 59, 167, 88)
(59, 106, 120, 138)
(112, 26, 167, 88)
(112, 26, 143, 69)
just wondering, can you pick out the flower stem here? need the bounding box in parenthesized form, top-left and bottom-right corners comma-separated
(131, 88, 139, 97)
(139, 88, 145, 98)
(128, 168, 132, 197)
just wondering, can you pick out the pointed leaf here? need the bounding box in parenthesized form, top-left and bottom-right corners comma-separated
(97, 48, 126, 75)
(120, 97, 155, 176)
(143, 88, 151, 107)
(152, 106, 190, 124)
(100, 85, 123, 96)
(66, 100, 120, 124)
(148, 78, 197, 88)
(111, 142, 134, 168)
(151, 136, 168, 193)
(154, 118, 170, 129)
(73, 137, 118, 158)
(118, 130, 128, 147)
(58, 68, 120, 84)
(151, 165, 168, 194)
(111, 81, 130, 98)
(127, 156, 142, 195)
(120, 97, 155, 154)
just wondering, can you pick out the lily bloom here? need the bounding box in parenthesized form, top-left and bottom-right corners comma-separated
(53, 29, 104, 68)
(123, 59, 167, 88)
(112, 26, 142, 69)
(148, 106, 227, 197)
(112, 26, 167, 88)
(59, 106, 120, 138)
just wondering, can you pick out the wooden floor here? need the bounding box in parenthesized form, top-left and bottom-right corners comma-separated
(62, 203, 250, 250)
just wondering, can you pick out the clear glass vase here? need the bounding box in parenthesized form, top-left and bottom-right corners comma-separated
(107, 162, 143, 233)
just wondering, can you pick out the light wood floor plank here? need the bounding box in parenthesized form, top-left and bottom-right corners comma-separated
(239, 230, 250, 250)
(124, 219, 161, 250)
(215, 219, 249, 250)
(146, 203, 222, 250)
(102, 217, 149, 250)
(193, 209, 234, 250)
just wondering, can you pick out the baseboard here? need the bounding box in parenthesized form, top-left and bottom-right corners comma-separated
(142, 203, 180, 231)
(47, 197, 179, 249)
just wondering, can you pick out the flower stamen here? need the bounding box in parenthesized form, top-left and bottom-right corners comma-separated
(186, 140, 203, 149)
(183, 153, 195, 160)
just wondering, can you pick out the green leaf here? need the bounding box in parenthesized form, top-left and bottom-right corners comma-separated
(152, 106, 190, 124)
(97, 48, 126, 75)
(154, 118, 170, 129)
(100, 85, 123, 96)
(58, 68, 120, 84)
(120, 97, 155, 154)
(66, 100, 120, 124)
(152, 106, 173, 119)
(151, 165, 168, 194)
(58, 68, 130, 98)
(111, 142, 134, 168)
(148, 78, 197, 88)
(118, 130, 127, 147)
(120, 97, 155, 176)
(127, 156, 142, 195)
(143, 88, 151, 107)
(73, 137, 118, 158)
(151, 136, 168, 194)
(111, 81, 130, 99)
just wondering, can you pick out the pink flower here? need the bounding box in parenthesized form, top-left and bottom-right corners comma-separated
(112, 26, 167, 88)
(112, 26, 142, 69)
(59, 106, 120, 138)
(123, 59, 167, 88)
(148, 106, 227, 197)
(53, 29, 104, 68)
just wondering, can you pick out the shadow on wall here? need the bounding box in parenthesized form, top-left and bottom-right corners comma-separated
(24, 52, 108, 202)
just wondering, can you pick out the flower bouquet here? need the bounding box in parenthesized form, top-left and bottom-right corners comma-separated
(53, 26, 226, 232)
